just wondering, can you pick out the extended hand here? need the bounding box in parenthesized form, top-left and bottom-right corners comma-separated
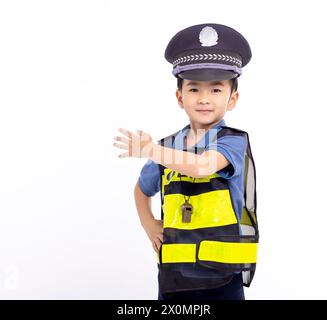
(113, 128, 154, 158)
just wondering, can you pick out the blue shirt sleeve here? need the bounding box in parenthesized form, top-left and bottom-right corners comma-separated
(138, 159, 160, 197)
(206, 134, 246, 179)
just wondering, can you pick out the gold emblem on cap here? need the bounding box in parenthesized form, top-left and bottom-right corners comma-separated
(199, 26, 218, 47)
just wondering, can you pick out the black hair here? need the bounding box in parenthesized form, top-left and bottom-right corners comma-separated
(177, 76, 238, 93)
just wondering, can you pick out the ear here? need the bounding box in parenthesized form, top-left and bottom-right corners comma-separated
(227, 91, 239, 111)
(176, 89, 184, 109)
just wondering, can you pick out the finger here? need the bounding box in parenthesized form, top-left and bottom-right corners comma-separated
(152, 242, 158, 254)
(118, 128, 132, 139)
(114, 136, 130, 144)
(118, 152, 130, 158)
(154, 239, 162, 251)
(158, 233, 163, 243)
(113, 143, 128, 150)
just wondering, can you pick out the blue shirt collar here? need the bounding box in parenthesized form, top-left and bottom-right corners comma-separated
(174, 119, 226, 150)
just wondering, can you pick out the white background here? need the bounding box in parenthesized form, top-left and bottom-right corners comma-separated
(1, 0, 327, 299)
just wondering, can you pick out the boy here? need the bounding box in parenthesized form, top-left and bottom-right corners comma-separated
(113, 23, 259, 300)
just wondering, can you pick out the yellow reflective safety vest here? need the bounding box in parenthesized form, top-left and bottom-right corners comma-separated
(157, 126, 259, 294)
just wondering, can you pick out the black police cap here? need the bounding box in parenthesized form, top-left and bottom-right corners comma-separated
(165, 23, 252, 81)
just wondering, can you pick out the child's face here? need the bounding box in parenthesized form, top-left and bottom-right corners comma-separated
(176, 79, 239, 127)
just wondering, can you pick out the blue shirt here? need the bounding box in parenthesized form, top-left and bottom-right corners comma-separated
(137, 119, 246, 222)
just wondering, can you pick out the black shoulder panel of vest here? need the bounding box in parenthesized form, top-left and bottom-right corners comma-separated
(217, 125, 248, 139)
(219, 126, 256, 164)
(217, 126, 254, 159)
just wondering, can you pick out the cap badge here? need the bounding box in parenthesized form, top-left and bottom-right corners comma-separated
(199, 26, 218, 47)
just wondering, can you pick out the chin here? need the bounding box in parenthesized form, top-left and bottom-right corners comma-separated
(197, 117, 214, 123)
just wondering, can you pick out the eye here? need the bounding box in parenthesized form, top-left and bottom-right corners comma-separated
(213, 88, 222, 93)
(189, 88, 198, 92)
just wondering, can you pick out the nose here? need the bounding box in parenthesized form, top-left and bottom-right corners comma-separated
(198, 96, 210, 104)
(197, 91, 210, 104)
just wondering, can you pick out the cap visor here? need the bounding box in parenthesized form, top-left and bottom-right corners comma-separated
(178, 69, 237, 81)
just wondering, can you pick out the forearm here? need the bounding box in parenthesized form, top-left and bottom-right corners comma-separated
(149, 143, 203, 178)
(113, 129, 219, 178)
(134, 181, 157, 227)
